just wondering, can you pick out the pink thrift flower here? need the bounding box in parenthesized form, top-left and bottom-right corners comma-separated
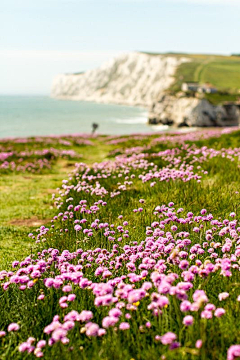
(161, 332, 177, 345)
(62, 285, 72, 293)
(196, 340, 203, 349)
(35, 349, 44, 358)
(119, 322, 130, 330)
(102, 316, 119, 328)
(227, 345, 240, 360)
(109, 308, 122, 318)
(183, 315, 194, 326)
(98, 328, 106, 336)
(19, 342, 30, 352)
(180, 300, 191, 312)
(37, 340, 46, 348)
(74, 225, 82, 231)
(79, 311, 93, 322)
(67, 294, 76, 302)
(214, 308, 225, 317)
(86, 323, 99, 337)
(218, 292, 229, 301)
(201, 310, 212, 319)
(8, 323, 19, 332)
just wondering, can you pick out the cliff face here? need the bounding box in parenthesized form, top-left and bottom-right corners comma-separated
(149, 95, 240, 127)
(51, 52, 188, 106)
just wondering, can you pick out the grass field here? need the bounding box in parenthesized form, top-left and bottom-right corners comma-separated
(0, 129, 239, 359)
(160, 53, 240, 104)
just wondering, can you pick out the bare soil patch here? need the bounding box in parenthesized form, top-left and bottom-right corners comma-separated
(9, 217, 51, 227)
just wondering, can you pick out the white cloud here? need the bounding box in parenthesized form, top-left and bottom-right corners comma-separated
(0, 49, 120, 62)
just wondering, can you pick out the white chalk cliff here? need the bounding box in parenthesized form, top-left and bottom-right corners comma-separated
(51, 52, 188, 107)
(51, 52, 240, 127)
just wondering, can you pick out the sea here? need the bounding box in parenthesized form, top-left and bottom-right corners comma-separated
(0, 96, 168, 139)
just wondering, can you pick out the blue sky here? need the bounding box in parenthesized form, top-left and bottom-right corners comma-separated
(1, 0, 240, 94)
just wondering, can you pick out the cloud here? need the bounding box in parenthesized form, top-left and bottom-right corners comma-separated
(0, 49, 120, 62)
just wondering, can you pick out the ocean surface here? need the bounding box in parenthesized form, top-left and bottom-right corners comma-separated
(0, 96, 165, 139)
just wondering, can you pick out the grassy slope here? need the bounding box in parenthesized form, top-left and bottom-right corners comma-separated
(0, 130, 239, 360)
(143, 52, 240, 104)
(1, 132, 239, 269)
(0, 131, 240, 360)
(171, 54, 240, 89)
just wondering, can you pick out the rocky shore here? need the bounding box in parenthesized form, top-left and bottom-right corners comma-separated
(149, 95, 240, 127)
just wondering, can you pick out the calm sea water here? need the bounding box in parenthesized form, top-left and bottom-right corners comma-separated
(0, 96, 163, 138)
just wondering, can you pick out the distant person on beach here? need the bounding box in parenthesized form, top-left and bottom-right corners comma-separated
(92, 123, 99, 135)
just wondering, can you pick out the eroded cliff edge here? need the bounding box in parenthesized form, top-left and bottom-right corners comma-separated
(149, 95, 240, 127)
(51, 52, 240, 127)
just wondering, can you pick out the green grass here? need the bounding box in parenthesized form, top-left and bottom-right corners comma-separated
(166, 54, 240, 99)
(200, 61, 240, 91)
(0, 137, 114, 268)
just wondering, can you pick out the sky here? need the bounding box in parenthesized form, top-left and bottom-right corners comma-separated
(1, 0, 240, 95)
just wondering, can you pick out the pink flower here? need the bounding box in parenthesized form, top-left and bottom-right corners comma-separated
(227, 345, 240, 360)
(109, 308, 122, 318)
(218, 292, 229, 301)
(36, 340, 46, 348)
(98, 328, 106, 336)
(79, 311, 93, 322)
(62, 285, 72, 293)
(196, 340, 203, 349)
(19, 342, 30, 352)
(86, 323, 99, 337)
(183, 315, 194, 326)
(201, 310, 212, 319)
(74, 225, 82, 231)
(180, 301, 191, 312)
(52, 328, 67, 342)
(119, 322, 130, 330)
(0, 331, 6, 337)
(67, 294, 76, 302)
(8, 323, 19, 332)
(214, 308, 225, 317)
(161, 332, 177, 345)
(102, 316, 119, 328)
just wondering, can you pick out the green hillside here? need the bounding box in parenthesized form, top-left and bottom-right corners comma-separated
(143, 52, 240, 105)
(170, 54, 240, 104)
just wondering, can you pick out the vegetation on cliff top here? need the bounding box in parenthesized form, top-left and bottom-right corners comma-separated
(142, 52, 240, 105)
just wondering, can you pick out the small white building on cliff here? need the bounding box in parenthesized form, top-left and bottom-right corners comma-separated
(181, 82, 218, 94)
